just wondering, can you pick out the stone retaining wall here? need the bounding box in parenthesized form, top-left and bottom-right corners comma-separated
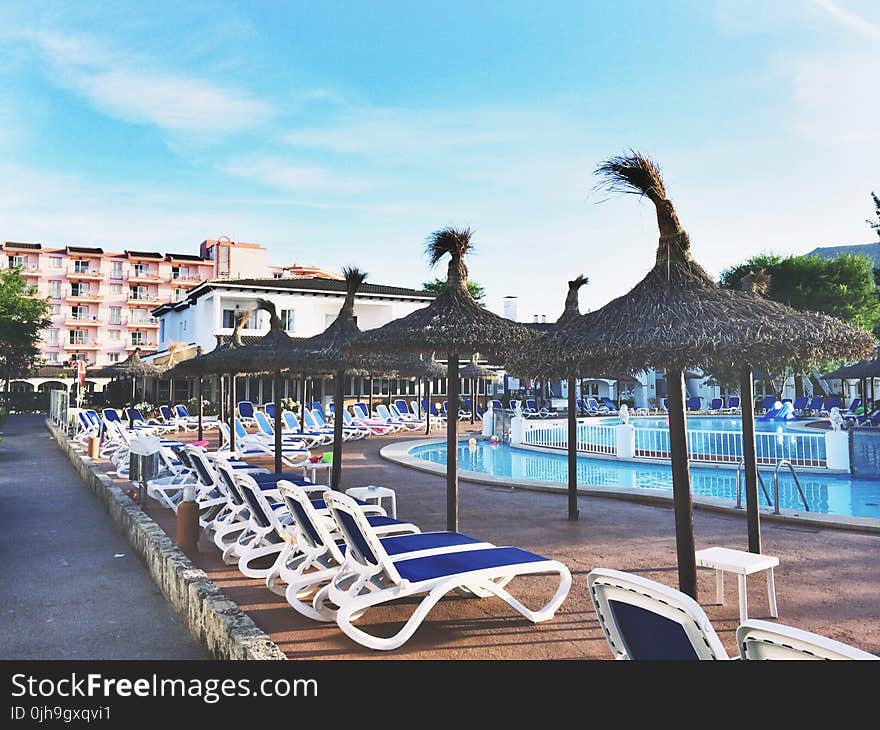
(46, 419, 286, 661)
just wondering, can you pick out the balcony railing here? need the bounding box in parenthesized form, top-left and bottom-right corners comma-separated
(68, 266, 102, 278)
(125, 317, 159, 327)
(127, 294, 160, 305)
(67, 290, 103, 301)
(126, 341, 156, 350)
(63, 340, 101, 349)
(65, 316, 101, 326)
(127, 271, 162, 282)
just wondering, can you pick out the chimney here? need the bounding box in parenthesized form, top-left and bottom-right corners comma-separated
(533, 315, 539, 323)
(541, 314, 547, 324)
(503, 295, 518, 322)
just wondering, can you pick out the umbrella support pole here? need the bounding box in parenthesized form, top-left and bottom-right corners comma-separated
(446, 352, 459, 532)
(740, 366, 762, 554)
(667, 369, 697, 599)
(567, 377, 579, 521)
(196, 376, 203, 442)
(425, 378, 431, 435)
(229, 375, 236, 453)
(331, 369, 345, 490)
(273, 370, 282, 474)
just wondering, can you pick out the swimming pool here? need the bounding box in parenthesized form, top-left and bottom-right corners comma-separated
(408, 440, 880, 520)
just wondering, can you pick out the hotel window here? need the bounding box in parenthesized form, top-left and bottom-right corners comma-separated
(7, 255, 24, 269)
(50, 303, 61, 315)
(70, 282, 89, 297)
(47, 329, 59, 346)
(109, 330, 120, 342)
(47, 352, 59, 363)
(48, 281, 61, 299)
(281, 309, 295, 332)
(110, 283, 122, 295)
(69, 330, 86, 345)
(70, 305, 87, 321)
(132, 263, 148, 278)
(109, 306, 121, 324)
(73, 259, 89, 274)
(131, 331, 144, 346)
(171, 265, 189, 280)
(108, 353, 120, 363)
(173, 288, 185, 301)
(130, 285, 147, 300)
(111, 261, 123, 279)
(50, 257, 62, 268)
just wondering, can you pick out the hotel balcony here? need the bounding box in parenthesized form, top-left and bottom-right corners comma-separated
(127, 272, 163, 284)
(20, 267, 42, 277)
(67, 291, 104, 303)
(169, 276, 203, 287)
(64, 316, 102, 327)
(127, 295, 161, 306)
(63, 340, 101, 350)
(125, 318, 160, 328)
(67, 266, 104, 280)
(126, 341, 156, 351)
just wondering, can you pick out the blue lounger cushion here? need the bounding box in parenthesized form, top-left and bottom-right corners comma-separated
(393, 546, 549, 583)
(607, 600, 699, 660)
(380, 532, 483, 556)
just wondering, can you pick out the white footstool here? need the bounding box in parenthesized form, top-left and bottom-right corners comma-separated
(695, 546, 779, 623)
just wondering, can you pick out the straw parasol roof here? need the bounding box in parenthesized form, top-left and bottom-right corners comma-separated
(347, 227, 533, 359)
(458, 357, 493, 379)
(824, 347, 880, 380)
(163, 310, 251, 377)
(508, 153, 875, 379)
(92, 347, 163, 379)
(216, 298, 306, 375)
(370, 352, 449, 379)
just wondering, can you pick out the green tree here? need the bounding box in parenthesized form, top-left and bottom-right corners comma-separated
(719, 252, 880, 334)
(0, 268, 51, 402)
(422, 277, 486, 306)
(869, 191, 880, 239)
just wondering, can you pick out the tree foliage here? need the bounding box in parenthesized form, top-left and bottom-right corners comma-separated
(869, 191, 880, 240)
(719, 252, 880, 334)
(422, 277, 486, 306)
(0, 268, 51, 386)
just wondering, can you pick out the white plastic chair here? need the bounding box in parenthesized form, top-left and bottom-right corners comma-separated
(737, 619, 879, 660)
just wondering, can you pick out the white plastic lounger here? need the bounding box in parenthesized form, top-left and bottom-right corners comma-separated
(323, 491, 572, 651)
(587, 568, 731, 660)
(736, 619, 878, 660)
(276, 482, 494, 621)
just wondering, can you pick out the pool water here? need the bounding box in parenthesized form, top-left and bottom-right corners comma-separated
(409, 441, 880, 520)
(619, 416, 800, 432)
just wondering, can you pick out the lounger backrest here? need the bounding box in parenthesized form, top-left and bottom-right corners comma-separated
(808, 396, 824, 410)
(283, 411, 301, 432)
(277, 482, 346, 564)
(389, 404, 407, 421)
(234, 418, 249, 440)
(184, 445, 218, 491)
(848, 398, 861, 412)
(86, 410, 101, 425)
(662, 398, 669, 410)
(159, 405, 173, 422)
(102, 408, 120, 422)
(587, 398, 601, 410)
(175, 404, 190, 418)
(736, 619, 878, 660)
(492, 400, 502, 410)
(265, 403, 275, 419)
(793, 396, 808, 410)
(410, 401, 420, 416)
(352, 403, 369, 419)
(587, 568, 729, 660)
(687, 397, 702, 410)
(710, 398, 722, 410)
(209, 457, 245, 506)
(235, 473, 274, 530)
(727, 396, 739, 409)
(376, 404, 392, 421)
(302, 408, 319, 430)
(394, 399, 410, 415)
(310, 408, 328, 428)
(238, 401, 255, 419)
(323, 490, 402, 582)
(254, 410, 274, 436)
(825, 396, 841, 410)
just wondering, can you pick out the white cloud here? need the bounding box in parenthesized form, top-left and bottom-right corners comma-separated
(812, 0, 880, 40)
(218, 156, 374, 194)
(23, 30, 272, 136)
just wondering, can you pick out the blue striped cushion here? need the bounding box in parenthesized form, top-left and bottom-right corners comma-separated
(393, 547, 548, 583)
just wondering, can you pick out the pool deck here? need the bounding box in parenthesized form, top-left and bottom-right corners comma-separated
(49, 418, 880, 659)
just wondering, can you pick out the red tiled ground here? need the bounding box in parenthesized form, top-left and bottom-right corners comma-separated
(91, 423, 880, 659)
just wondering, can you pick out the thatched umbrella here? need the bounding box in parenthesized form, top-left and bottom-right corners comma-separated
(94, 347, 163, 428)
(458, 356, 493, 425)
(506, 152, 874, 597)
(507, 275, 589, 520)
(368, 352, 447, 433)
(348, 227, 533, 531)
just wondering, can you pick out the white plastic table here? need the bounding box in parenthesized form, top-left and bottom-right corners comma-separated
(301, 461, 332, 485)
(345, 485, 397, 518)
(695, 546, 779, 623)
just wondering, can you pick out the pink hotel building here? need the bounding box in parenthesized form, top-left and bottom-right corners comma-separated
(1, 237, 336, 376)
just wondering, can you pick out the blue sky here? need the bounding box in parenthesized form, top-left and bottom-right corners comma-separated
(1, 1, 878, 321)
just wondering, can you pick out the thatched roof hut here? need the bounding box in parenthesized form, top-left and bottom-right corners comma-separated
(93, 347, 163, 379)
(458, 357, 493, 380)
(348, 227, 532, 359)
(164, 310, 251, 377)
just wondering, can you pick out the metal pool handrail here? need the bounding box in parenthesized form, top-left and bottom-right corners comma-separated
(774, 460, 810, 514)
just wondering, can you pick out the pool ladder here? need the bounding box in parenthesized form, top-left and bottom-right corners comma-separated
(735, 459, 810, 514)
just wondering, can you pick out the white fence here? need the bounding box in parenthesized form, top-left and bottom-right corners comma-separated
(521, 419, 617, 456)
(515, 417, 828, 468)
(634, 427, 827, 468)
(49, 389, 70, 432)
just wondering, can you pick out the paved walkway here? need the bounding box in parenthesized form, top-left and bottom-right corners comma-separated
(0, 415, 205, 659)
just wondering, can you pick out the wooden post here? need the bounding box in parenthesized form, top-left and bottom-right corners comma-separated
(368, 377, 373, 414)
(425, 378, 432, 435)
(229, 374, 236, 453)
(331, 369, 345, 489)
(129, 378, 135, 429)
(567, 377, 579, 521)
(666, 368, 697, 599)
(417, 377, 422, 418)
(740, 366, 761, 554)
(446, 351, 459, 532)
(470, 377, 476, 424)
(273, 370, 282, 474)
(218, 374, 225, 423)
(196, 375, 203, 442)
